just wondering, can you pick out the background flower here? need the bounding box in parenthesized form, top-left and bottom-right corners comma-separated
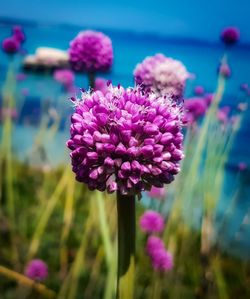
(69, 30, 113, 73)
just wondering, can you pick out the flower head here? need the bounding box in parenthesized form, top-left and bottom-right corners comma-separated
(218, 63, 231, 78)
(194, 85, 204, 96)
(140, 210, 165, 233)
(12, 26, 26, 43)
(146, 235, 165, 256)
(2, 37, 20, 54)
(69, 30, 113, 73)
(151, 249, 173, 271)
(24, 259, 48, 281)
(238, 162, 247, 171)
(53, 69, 75, 91)
(134, 54, 189, 99)
(147, 186, 166, 200)
(67, 85, 184, 195)
(95, 77, 108, 94)
(221, 27, 240, 45)
(183, 97, 208, 125)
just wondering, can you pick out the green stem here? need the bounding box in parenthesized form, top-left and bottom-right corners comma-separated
(116, 192, 135, 299)
(87, 72, 96, 89)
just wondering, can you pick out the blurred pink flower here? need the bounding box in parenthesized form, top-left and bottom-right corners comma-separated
(221, 27, 240, 45)
(146, 236, 165, 256)
(217, 106, 230, 123)
(25, 259, 48, 281)
(151, 249, 173, 271)
(21, 88, 29, 96)
(12, 26, 26, 43)
(54, 69, 75, 87)
(2, 37, 20, 54)
(183, 97, 208, 125)
(0, 108, 18, 121)
(16, 73, 27, 81)
(238, 162, 247, 171)
(219, 63, 231, 78)
(194, 85, 204, 95)
(147, 186, 166, 200)
(139, 210, 165, 233)
(69, 30, 113, 73)
(95, 77, 108, 94)
(134, 53, 190, 98)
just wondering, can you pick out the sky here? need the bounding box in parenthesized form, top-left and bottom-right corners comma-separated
(1, 0, 250, 42)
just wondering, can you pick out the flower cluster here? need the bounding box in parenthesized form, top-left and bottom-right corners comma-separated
(194, 85, 205, 96)
(147, 186, 166, 200)
(53, 69, 75, 91)
(67, 84, 184, 195)
(221, 27, 240, 46)
(134, 54, 189, 99)
(69, 30, 113, 73)
(183, 96, 211, 125)
(95, 77, 109, 94)
(1, 25, 25, 54)
(24, 259, 48, 281)
(146, 236, 173, 271)
(218, 62, 231, 78)
(139, 210, 165, 233)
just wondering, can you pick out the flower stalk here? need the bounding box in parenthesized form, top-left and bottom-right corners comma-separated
(116, 192, 135, 299)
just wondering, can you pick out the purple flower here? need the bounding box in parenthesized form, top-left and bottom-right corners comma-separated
(238, 162, 247, 171)
(12, 26, 26, 43)
(151, 249, 173, 271)
(183, 97, 208, 125)
(2, 37, 20, 54)
(69, 30, 113, 73)
(95, 77, 108, 94)
(147, 186, 166, 200)
(218, 63, 231, 78)
(67, 85, 184, 195)
(217, 106, 230, 124)
(240, 83, 248, 92)
(194, 85, 204, 96)
(134, 54, 190, 98)
(16, 73, 27, 81)
(53, 69, 75, 91)
(146, 236, 165, 256)
(24, 259, 48, 281)
(221, 27, 240, 45)
(139, 210, 165, 233)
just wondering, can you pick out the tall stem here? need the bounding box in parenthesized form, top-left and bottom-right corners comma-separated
(87, 72, 95, 89)
(116, 192, 135, 299)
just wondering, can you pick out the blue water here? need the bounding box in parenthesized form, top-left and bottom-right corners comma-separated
(0, 19, 250, 258)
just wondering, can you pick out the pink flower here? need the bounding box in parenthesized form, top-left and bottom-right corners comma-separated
(238, 162, 247, 171)
(0, 108, 18, 121)
(53, 69, 75, 91)
(69, 30, 113, 73)
(146, 236, 165, 256)
(217, 106, 230, 123)
(140, 210, 165, 233)
(147, 186, 166, 200)
(151, 249, 173, 271)
(221, 27, 240, 45)
(183, 97, 208, 125)
(219, 63, 231, 78)
(2, 37, 20, 54)
(16, 73, 27, 81)
(194, 85, 204, 96)
(95, 77, 108, 94)
(134, 54, 189, 98)
(24, 259, 48, 281)
(12, 26, 26, 43)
